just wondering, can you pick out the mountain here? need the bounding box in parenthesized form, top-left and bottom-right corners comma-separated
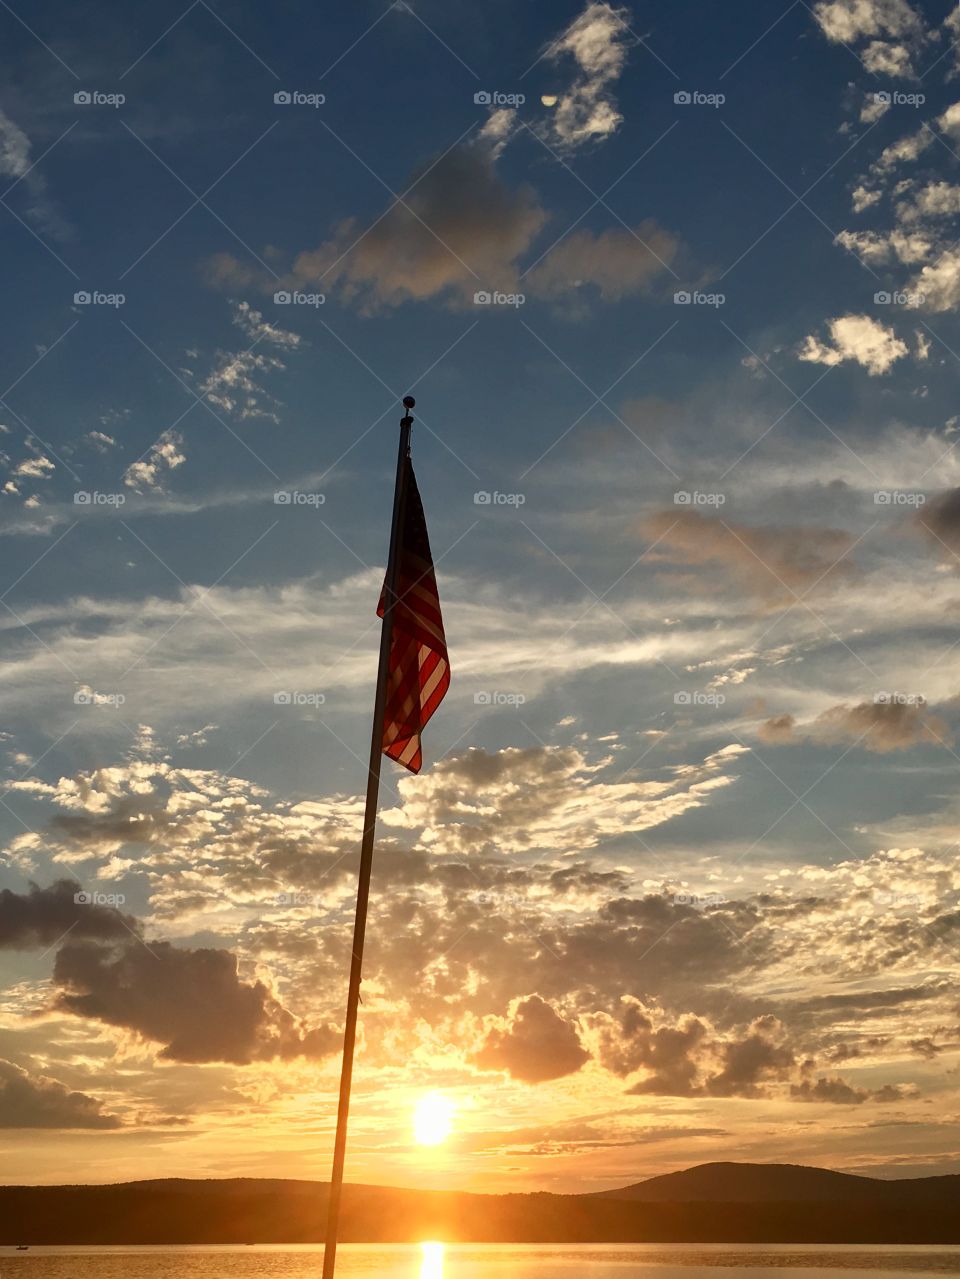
(598, 1161, 960, 1205)
(0, 1163, 957, 1245)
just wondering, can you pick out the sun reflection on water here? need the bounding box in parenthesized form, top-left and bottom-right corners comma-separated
(419, 1240, 445, 1278)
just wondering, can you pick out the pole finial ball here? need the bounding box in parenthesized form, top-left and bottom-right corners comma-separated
(403, 396, 416, 410)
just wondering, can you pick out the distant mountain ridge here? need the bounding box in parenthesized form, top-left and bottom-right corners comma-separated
(0, 1162, 957, 1245)
(598, 1161, 960, 1204)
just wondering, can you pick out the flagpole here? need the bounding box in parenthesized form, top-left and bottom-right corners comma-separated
(321, 397, 415, 1279)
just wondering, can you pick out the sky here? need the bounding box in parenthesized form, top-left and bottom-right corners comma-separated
(0, 0, 959, 1195)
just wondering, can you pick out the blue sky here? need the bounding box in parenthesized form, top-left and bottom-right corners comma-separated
(1, 0, 960, 1193)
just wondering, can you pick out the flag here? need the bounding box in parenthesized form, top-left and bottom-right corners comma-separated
(377, 458, 449, 772)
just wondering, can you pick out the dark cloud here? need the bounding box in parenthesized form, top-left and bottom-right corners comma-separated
(204, 137, 679, 313)
(53, 937, 339, 1065)
(0, 881, 336, 1066)
(705, 1015, 795, 1097)
(0, 879, 135, 949)
(610, 1007, 709, 1096)
(760, 699, 950, 752)
(597, 1000, 901, 1104)
(476, 994, 590, 1083)
(637, 509, 858, 601)
(526, 222, 679, 303)
(0, 1058, 120, 1129)
(206, 141, 545, 311)
(601, 1002, 795, 1099)
(791, 1076, 908, 1105)
(917, 487, 960, 551)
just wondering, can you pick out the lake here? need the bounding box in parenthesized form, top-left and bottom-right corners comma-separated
(5, 1244, 960, 1279)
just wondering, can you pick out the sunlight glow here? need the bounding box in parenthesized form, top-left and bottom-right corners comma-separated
(419, 1241, 445, 1278)
(413, 1092, 454, 1146)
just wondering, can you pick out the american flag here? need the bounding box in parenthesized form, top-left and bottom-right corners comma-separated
(377, 458, 449, 773)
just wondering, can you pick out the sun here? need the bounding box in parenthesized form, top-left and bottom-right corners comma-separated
(413, 1092, 454, 1146)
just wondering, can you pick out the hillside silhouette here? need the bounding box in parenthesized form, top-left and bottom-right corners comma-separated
(1, 1163, 957, 1244)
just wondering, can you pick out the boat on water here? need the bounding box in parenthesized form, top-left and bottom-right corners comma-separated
(16, 1245, 28, 1250)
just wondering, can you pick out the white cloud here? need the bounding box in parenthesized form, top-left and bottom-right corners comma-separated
(861, 38, 914, 75)
(123, 429, 186, 491)
(813, 0, 923, 42)
(938, 101, 960, 141)
(0, 108, 30, 178)
(14, 455, 54, 480)
(380, 742, 749, 855)
(85, 430, 116, 453)
(541, 2, 632, 151)
(799, 314, 909, 374)
(232, 301, 301, 350)
(860, 95, 889, 124)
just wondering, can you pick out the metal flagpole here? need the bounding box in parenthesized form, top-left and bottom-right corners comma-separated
(321, 397, 415, 1279)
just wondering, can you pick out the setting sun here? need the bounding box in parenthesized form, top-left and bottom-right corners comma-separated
(413, 1092, 454, 1146)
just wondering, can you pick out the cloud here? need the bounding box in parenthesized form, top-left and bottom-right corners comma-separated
(231, 301, 301, 349)
(475, 994, 590, 1082)
(918, 486, 960, 549)
(0, 879, 134, 949)
(204, 136, 679, 313)
(13, 454, 55, 480)
(186, 301, 303, 422)
(123, 429, 185, 492)
(599, 1001, 905, 1103)
(759, 698, 950, 752)
(909, 248, 960, 311)
(539, 2, 632, 151)
(0, 108, 30, 178)
(381, 743, 748, 855)
(799, 314, 908, 375)
(598, 1001, 710, 1094)
(813, 0, 923, 42)
(599, 1002, 797, 1099)
(53, 936, 339, 1065)
(812, 0, 925, 75)
(0, 1058, 120, 1129)
(208, 141, 545, 312)
(0, 881, 337, 1065)
(525, 222, 679, 302)
(791, 1075, 906, 1104)
(0, 109, 71, 240)
(636, 509, 858, 600)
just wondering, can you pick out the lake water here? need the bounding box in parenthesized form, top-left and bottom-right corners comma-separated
(5, 1244, 960, 1279)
